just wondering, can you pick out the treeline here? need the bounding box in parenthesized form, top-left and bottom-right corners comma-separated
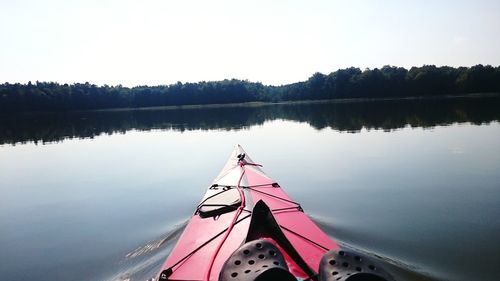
(1, 65, 499, 112)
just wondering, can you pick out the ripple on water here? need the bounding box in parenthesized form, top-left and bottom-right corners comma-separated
(106, 220, 188, 281)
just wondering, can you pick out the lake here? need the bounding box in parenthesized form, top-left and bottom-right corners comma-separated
(0, 96, 499, 281)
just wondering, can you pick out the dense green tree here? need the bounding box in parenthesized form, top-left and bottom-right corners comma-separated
(0, 65, 499, 113)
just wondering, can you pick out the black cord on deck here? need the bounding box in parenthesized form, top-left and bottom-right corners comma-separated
(159, 214, 252, 280)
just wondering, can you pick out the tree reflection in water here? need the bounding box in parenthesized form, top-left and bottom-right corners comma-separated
(1, 96, 499, 145)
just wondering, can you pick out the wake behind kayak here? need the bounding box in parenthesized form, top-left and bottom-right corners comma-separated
(158, 145, 395, 281)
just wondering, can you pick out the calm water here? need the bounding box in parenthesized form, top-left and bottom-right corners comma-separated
(0, 97, 499, 281)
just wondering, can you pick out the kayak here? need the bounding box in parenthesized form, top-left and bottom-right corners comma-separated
(158, 145, 394, 281)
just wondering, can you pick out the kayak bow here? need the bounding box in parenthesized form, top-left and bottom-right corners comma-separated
(158, 145, 394, 281)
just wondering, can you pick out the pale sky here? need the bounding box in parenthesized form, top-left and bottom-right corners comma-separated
(1, 0, 499, 86)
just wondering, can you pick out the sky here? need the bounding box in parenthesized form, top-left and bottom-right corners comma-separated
(0, 0, 499, 86)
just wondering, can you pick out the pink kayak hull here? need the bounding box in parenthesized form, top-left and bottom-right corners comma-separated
(158, 145, 339, 281)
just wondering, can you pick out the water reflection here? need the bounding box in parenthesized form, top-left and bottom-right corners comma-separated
(0, 96, 499, 145)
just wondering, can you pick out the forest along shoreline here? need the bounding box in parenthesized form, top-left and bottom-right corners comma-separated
(1, 65, 500, 113)
(16, 92, 500, 114)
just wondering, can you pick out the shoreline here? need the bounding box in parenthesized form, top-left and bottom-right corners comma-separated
(3, 92, 500, 115)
